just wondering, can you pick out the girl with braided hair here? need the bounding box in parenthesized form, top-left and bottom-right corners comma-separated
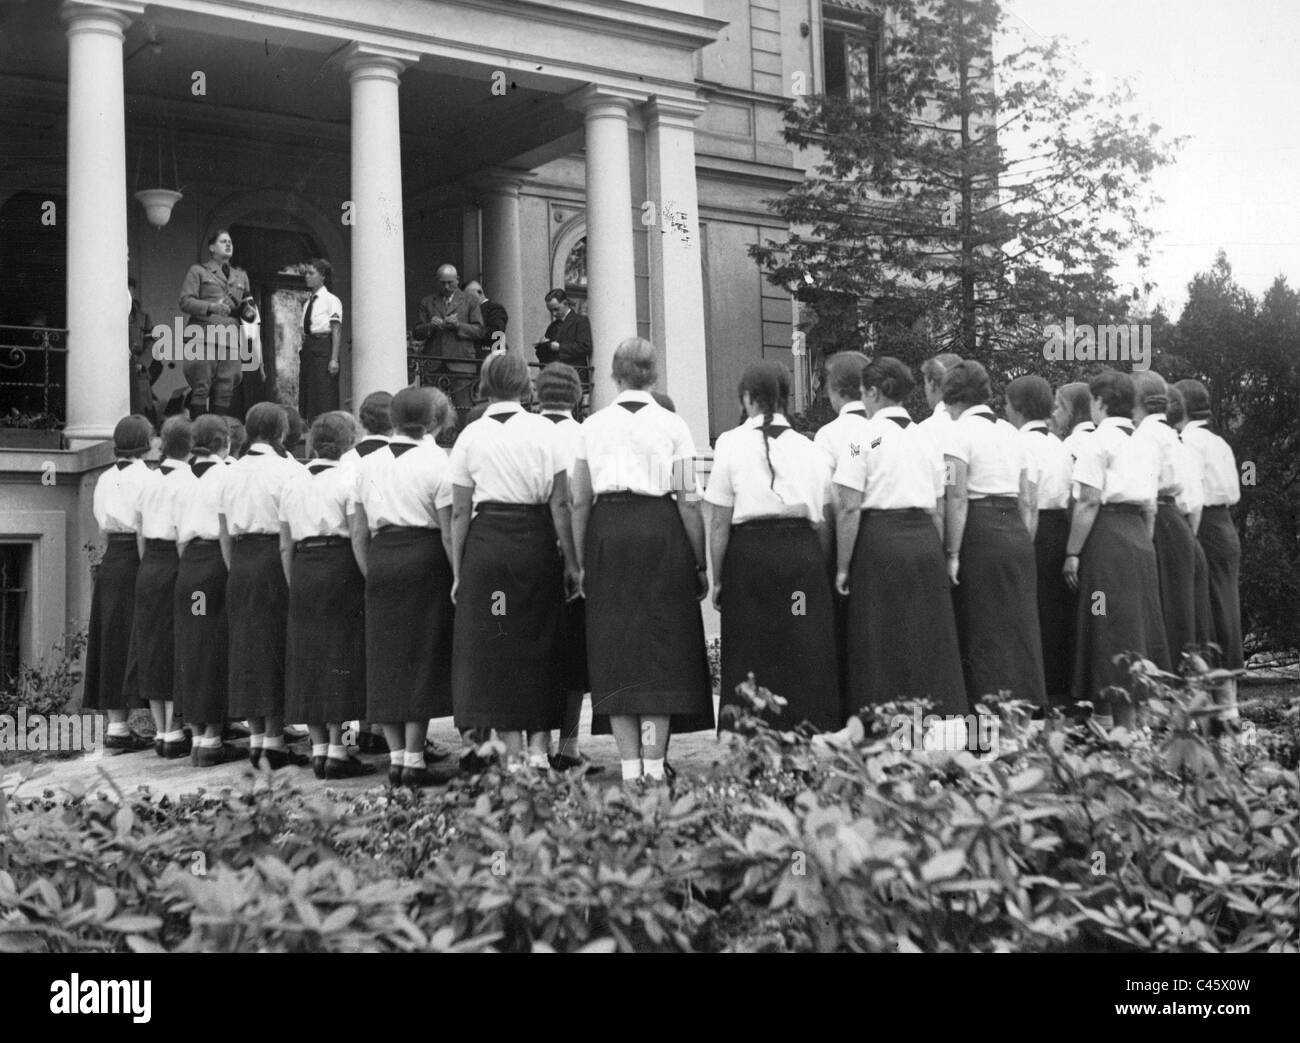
(704, 360, 841, 731)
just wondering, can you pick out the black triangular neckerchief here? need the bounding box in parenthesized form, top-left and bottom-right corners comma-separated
(618, 401, 648, 414)
(1114, 425, 1133, 437)
(543, 413, 568, 425)
(356, 438, 387, 457)
(308, 463, 333, 476)
(115, 459, 133, 471)
(389, 442, 418, 458)
(760, 422, 790, 439)
(249, 443, 288, 459)
(1028, 426, 1050, 435)
(489, 411, 517, 424)
(970, 411, 997, 423)
(162, 460, 186, 476)
(192, 460, 220, 478)
(884, 415, 912, 429)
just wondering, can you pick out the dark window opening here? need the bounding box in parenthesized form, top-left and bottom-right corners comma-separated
(822, 5, 882, 105)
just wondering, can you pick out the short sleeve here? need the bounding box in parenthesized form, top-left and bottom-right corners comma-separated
(448, 431, 472, 487)
(1072, 432, 1106, 493)
(326, 292, 343, 324)
(573, 420, 589, 462)
(670, 414, 696, 463)
(703, 433, 735, 507)
(431, 459, 454, 512)
(1019, 433, 1040, 487)
(943, 418, 970, 464)
(832, 442, 867, 492)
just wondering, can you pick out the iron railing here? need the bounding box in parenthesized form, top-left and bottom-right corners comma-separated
(0, 325, 68, 423)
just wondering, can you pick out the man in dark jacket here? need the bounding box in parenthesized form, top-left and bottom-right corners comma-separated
(412, 264, 483, 406)
(535, 288, 591, 368)
(465, 280, 507, 357)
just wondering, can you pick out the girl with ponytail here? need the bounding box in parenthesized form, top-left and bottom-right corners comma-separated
(704, 360, 842, 731)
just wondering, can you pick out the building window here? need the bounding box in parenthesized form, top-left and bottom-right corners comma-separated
(822, 5, 882, 104)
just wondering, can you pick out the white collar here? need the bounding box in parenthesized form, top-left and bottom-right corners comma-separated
(961, 405, 995, 420)
(932, 400, 948, 418)
(245, 443, 283, 457)
(308, 458, 338, 469)
(1184, 419, 1209, 430)
(389, 434, 420, 446)
(615, 389, 654, 404)
(744, 413, 790, 429)
(876, 405, 910, 420)
(485, 400, 523, 416)
(1098, 416, 1134, 430)
(1022, 420, 1048, 432)
(839, 401, 865, 415)
(541, 409, 573, 418)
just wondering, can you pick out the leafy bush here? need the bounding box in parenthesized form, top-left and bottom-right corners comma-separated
(0, 629, 86, 721)
(1, 666, 1295, 952)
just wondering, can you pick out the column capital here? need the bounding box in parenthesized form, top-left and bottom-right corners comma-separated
(472, 167, 535, 198)
(343, 42, 422, 81)
(60, 0, 144, 34)
(563, 83, 648, 117)
(644, 95, 708, 128)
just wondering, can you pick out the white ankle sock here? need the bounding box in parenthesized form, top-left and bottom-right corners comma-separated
(311, 743, 329, 758)
(327, 744, 347, 761)
(390, 751, 405, 767)
(162, 729, 186, 743)
(249, 733, 264, 749)
(263, 735, 285, 751)
(404, 751, 425, 770)
(643, 757, 666, 780)
(621, 759, 643, 781)
(107, 721, 131, 737)
(199, 736, 222, 749)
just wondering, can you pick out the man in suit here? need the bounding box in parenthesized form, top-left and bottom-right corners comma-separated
(535, 288, 592, 369)
(465, 280, 507, 358)
(413, 264, 484, 407)
(178, 229, 253, 418)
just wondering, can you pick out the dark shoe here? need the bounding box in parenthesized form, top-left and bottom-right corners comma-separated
(162, 734, 193, 759)
(357, 732, 388, 755)
(663, 760, 677, 784)
(224, 721, 251, 741)
(549, 753, 605, 776)
(261, 746, 311, 771)
(388, 763, 404, 787)
(459, 750, 497, 775)
(192, 742, 249, 768)
(283, 725, 309, 742)
(154, 737, 164, 758)
(312, 755, 327, 780)
(401, 763, 455, 788)
(325, 754, 377, 780)
(105, 731, 155, 753)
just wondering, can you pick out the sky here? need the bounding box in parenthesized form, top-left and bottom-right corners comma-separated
(1001, 0, 1300, 314)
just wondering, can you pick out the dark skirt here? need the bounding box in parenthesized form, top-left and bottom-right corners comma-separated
(1153, 501, 1198, 668)
(1034, 509, 1076, 704)
(1198, 506, 1243, 669)
(952, 501, 1046, 707)
(558, 595, 588, 693)
(365, 527, 454, 722)
(173, 540, 228, 724)
(131, 539, 179, 703)
(226, 535, 289, 718)
(1192, 538, 1216, 648)
(82, 535, 141, 712)
(285, 539, 366, 723)
(847, 509, 965, 716)
(453, 504, 564, 732)
(719, 517, 841, 731)
(1071, 506, 1171, 703)
(584, 494, 713, 732)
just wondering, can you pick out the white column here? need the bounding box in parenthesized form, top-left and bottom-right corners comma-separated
(645, 96, 710, 448)
(61, 1, 143, 445)
(345, 44, 419, 400)
(568, 86, 641, 409)
(476, 169, 532, 356)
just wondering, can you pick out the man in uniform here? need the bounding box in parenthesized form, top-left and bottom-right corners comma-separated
(178, 229, 253, 418)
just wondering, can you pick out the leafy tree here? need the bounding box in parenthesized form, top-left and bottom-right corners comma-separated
(753, 0, 1181, 385)
(1163, 252, 1300, 650)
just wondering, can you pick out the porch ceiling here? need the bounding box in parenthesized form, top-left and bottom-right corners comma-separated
(0, 1, 589, 191)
